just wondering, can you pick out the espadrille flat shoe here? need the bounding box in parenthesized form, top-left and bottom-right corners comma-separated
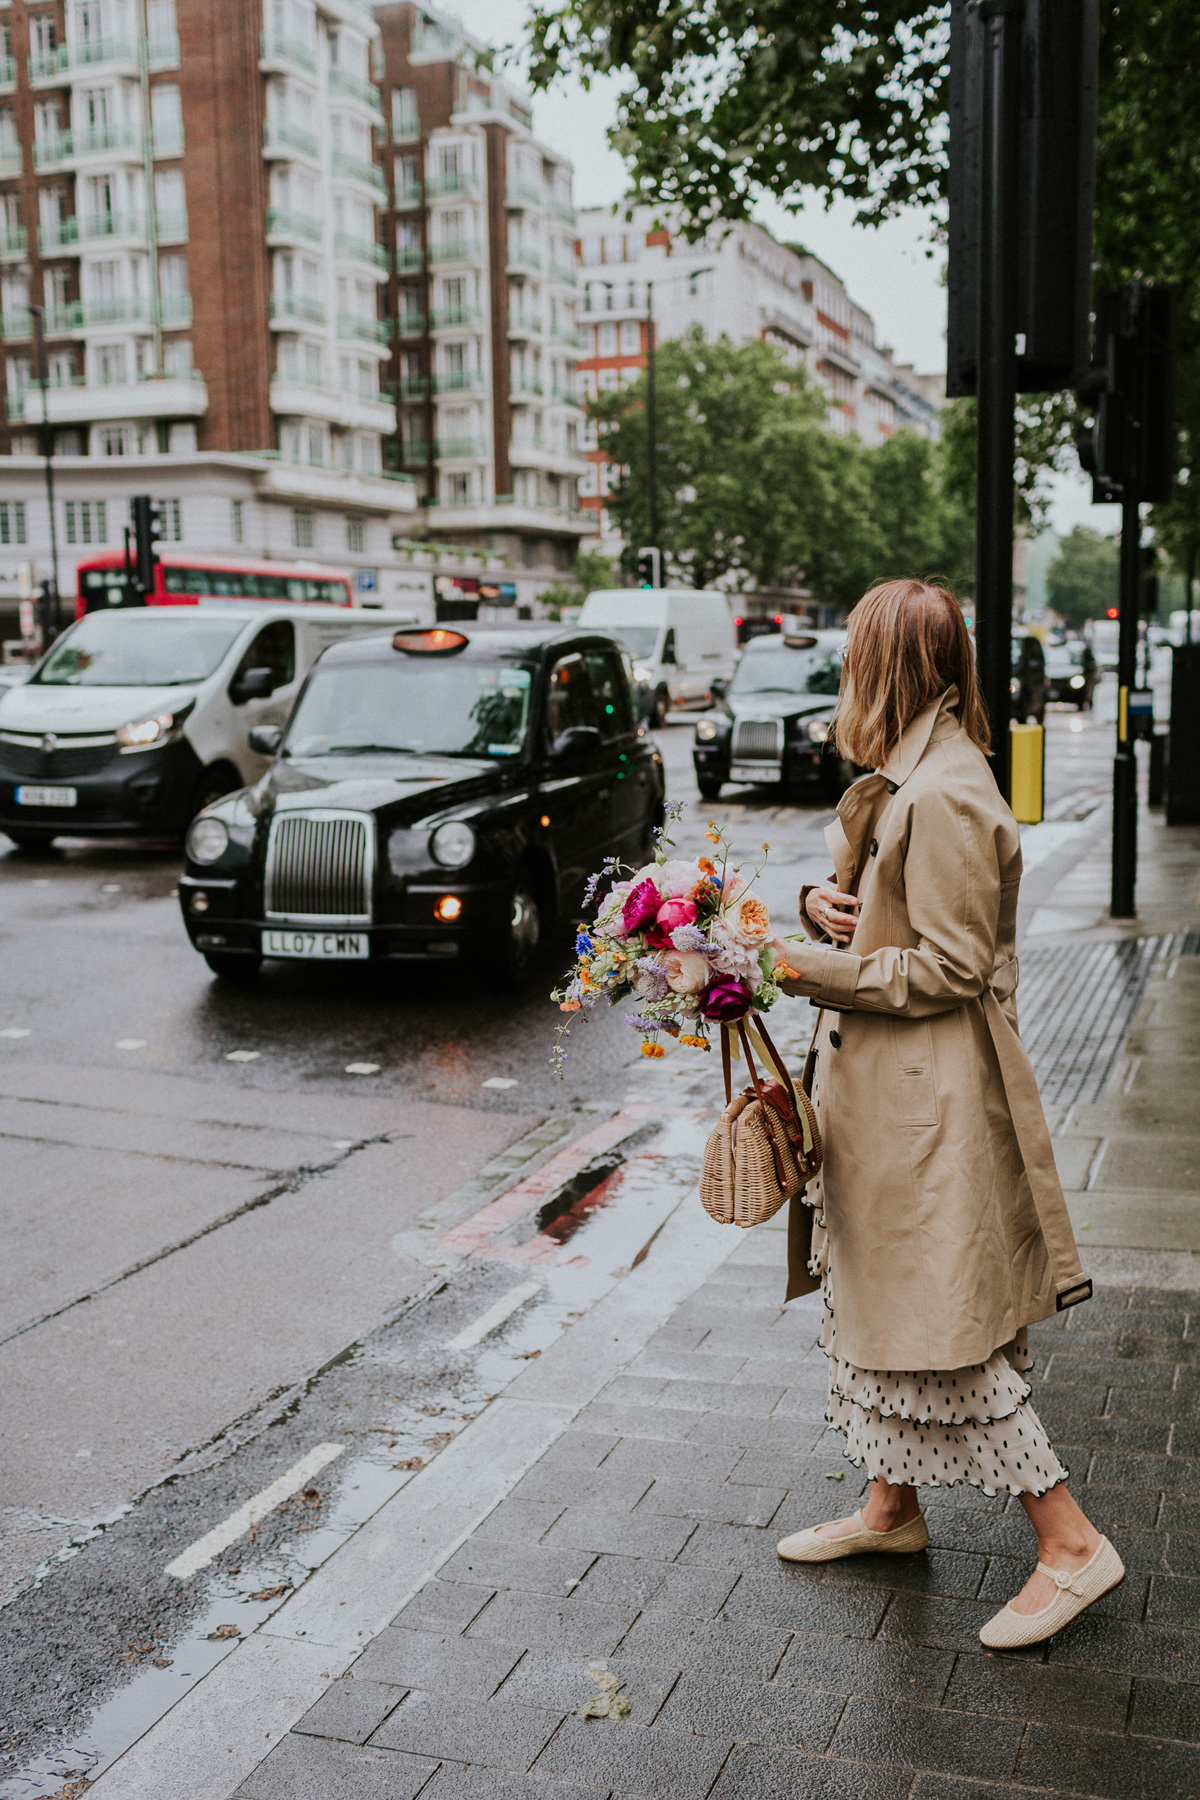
(979, 1536, 1125, 1649)
(777, 1508, 929, 1564)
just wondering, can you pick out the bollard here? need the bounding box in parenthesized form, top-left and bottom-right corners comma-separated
(1010, 721, 1044, 824)
(1149, 731, 1168, 807)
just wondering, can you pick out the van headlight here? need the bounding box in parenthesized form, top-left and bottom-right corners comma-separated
(430, 820, 476, 868)
(806, 717, 832, 743)
(1069, 674, 1086, 688)
(695, 719, 719, 741)
(187, 816, 229, 863)
(117, 711, 175, 750)
(633, 665, 653, 683)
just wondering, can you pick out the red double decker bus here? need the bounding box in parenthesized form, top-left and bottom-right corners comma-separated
(74, 550, 355, 620)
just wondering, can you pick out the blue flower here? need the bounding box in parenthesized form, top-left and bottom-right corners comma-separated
(574, 931, 593, 956)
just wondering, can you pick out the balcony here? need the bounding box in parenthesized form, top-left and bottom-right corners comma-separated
(40, 370, 208, 425)
(28, 47, 71, 83)
(337, 312, 389, 344)
(395, 243, 423, 273)
(400, 440, 430, 464)
(399, 374, 426, 398)
(263, 120, 319, 161)
(0, 56, 15, 91)
(548, 322, 584, 348)
(547, 197, 577, 225)
(33, 135, 68, 170)
(330, 150, 385, 193)
(269, 292, 326, 328)
(428, 237, 482, 266)
(429, 304, 483, 331)
(1, 308, 31, 341)
(266, 206, 323, 245)
(333, 232, 388, 272)
(397, 310, 426, 337)
(39, 214, 80, 252)
(432, 369, 485, 394)
(434, 436, 487, 460)
(508, 245, 541, 274)
(508, 313, 543, 339)
(509, 376, 544, 401)
(394, 176, 422, 208)
(426, 168, 480, 199)
(259, 30, 317, 74)
(0, 223, 27, 258)
(329, 66, 384, 121)
(268, 375, 395, 432)
(505, 178, 543, 209)
(55, 125, 146, 166)
(0, 147, 21, 178)
(547, 261, 577, 287)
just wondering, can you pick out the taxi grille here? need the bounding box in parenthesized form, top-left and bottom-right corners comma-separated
(732, 718, 783, 761)
(264, 812, 373, 923)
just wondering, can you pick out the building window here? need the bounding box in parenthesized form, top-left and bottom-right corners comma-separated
(619, 320, 640, 354)
(346, 515, 365, 553)
(155, 496, 183, 539)
(446, 471, 471, 505)
(167, 423, 196, 454)
(292, 508, 314, 549)
(0, 500, 27, 544)
(231, 498, 244, 543)
(391, 86, 418, 140)
(97, 423, 130, 456)
(64, 500, 107, 545)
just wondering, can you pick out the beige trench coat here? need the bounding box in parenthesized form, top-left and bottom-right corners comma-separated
(783, 687, 1090, 1372)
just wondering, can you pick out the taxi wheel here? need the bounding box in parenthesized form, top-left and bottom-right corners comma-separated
(697, 775, 723, 801)
(203, 951, 262, 983)
(650, 687, 670, 728)
(492, 875, 541, 989)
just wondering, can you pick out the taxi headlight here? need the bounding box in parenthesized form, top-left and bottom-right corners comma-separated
(1069, 673, 1086, 688)
(633, 664, 653, 683)
(430, 820, 476, 869)
(695, 719, 719, 741)
(187, 816, 229, 864)
(117, 711, 174, 750)
(806, 717, 832, 743)
(1009, 677, 1022, 697)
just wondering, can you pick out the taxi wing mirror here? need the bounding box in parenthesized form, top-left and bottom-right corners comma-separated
(551, 724, 603, 757)
(230, 666, 275, 705)
(248, 723, 283, 756)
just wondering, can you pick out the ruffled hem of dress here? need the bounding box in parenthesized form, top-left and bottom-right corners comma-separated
(824, 1359, 1034, 1429)
(826, 1394, 1070, 1499)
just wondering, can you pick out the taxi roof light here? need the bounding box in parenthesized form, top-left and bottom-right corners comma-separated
(393, 628, 469, 655)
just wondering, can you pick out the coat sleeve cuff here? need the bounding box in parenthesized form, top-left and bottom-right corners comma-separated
(791, 944, 861, 1009)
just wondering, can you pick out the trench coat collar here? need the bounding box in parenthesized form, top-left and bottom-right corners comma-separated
(878, 686, 961, 789)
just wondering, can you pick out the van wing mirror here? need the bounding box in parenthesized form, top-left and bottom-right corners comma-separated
(230, 666, 275, 705)
(248, 723, 283, 757)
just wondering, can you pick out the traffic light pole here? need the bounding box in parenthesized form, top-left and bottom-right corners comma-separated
(1112, 492, 1141, 916)
(645, 279, 657, 553)
(973, 0, 1024, 804)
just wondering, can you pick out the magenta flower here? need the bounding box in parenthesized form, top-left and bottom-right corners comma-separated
(697, 975, 755, 1023)
(622, 877, 661, 935)
(646, 894, 697, 949)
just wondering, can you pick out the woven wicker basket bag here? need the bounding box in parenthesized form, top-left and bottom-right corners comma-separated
(699, 1015, 823, 1228)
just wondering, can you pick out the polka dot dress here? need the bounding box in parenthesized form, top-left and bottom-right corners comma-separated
(804, 1116, 1068, 1498)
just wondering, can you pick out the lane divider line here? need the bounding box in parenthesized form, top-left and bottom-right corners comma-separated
(445, 1280, 542, 1351)
(166, 1444, 345, 1581)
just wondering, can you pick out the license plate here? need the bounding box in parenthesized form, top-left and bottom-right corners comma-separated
(262, 928, 369, 960)
(15, 785, 77, 807)
(730, 764, 780, 783)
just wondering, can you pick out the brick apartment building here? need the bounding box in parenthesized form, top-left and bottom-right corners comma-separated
(374, 1, 589, 606)
(575, 208, 945, 548)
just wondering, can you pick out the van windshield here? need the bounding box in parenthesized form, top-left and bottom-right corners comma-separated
(730, 646, 843, 697)
(592, 624, 658, 660)
(33, 613, 246, 686)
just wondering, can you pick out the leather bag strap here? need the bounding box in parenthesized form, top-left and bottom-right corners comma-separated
(721, 1022, 733, 1105)
(801, 1009, 825, 1097)
(752, 1015, 794, 1093)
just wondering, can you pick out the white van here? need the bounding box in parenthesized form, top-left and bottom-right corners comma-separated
(0, 601, 417, 848)
(577, 587, 737, 725)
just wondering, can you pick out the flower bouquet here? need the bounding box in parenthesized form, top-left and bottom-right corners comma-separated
(551, 803, 804, 1073)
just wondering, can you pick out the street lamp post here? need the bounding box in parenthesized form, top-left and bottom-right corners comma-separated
(28, 304, 62, 641)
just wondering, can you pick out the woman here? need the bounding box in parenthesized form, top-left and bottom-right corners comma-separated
(775, 579, 1121, 1650)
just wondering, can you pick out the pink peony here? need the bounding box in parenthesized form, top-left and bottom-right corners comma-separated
(646, 894, 697, 949)
(622, 877, 661, 935)
(662, 949, 710, 995)
(697, 975, 755, 1022)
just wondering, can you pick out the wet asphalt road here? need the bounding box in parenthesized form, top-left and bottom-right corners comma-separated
(0, 697, 1118, 1791)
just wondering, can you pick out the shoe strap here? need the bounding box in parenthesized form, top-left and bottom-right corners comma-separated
(1035, 1560, 1086, 1595)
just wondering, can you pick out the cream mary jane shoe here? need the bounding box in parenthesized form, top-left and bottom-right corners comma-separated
(979, 1536, 1125, 1649)
(777, 1508, 930, 1564)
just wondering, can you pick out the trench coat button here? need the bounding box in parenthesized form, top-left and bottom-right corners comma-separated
(829, 1029, 842, 1048)
(885, 779, 898, 794)
(869, 838, 878, 856)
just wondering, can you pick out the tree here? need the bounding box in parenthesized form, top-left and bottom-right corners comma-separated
(537, 546, 621, 617)
(1045, 527, 1119, 628)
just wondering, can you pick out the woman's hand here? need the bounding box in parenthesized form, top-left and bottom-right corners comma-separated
(805, 884, 860, 945)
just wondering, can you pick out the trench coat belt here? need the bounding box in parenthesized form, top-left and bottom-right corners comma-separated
(981, 957, 1091, 1311)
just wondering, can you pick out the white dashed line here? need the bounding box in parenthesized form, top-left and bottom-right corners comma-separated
(165, 1443, 345, 1580)
(445, 1280, 542, 1351)
(0, 1028, 31, 1039)
(114, 1039, 147, 1050)
(481, 1077, 519, 1090)
(225, 1050, 261, 1062)
(345, 1062, 380, 1076)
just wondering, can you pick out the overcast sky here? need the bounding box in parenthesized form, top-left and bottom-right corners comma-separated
(443, 0, 1110, 538)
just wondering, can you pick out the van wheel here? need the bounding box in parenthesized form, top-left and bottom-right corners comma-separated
(186, 767, 239, 828)
(697, 775, 723, 801)
(204, 952, 262, 982)
(650, 687, 670, 729)
(490, 874, 541, 990)
(3, 827, 55, 851)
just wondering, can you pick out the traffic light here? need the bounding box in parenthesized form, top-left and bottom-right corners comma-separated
(131, 494, 164, 599)
(1140, 545, 1159, 618)
(636, 546, 661, 589)
(1075, 284, 1177, 504)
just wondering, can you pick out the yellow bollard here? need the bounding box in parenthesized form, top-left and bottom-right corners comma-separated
(1010, 721, 1044, 823)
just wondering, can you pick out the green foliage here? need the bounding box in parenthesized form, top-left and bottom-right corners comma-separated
(1045, 526, 1119, 627)
(590, 328, 972, 608)
(572, 547, 621, 592)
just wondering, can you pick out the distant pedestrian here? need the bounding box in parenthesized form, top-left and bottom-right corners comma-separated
(776, 578, 1121, 1649)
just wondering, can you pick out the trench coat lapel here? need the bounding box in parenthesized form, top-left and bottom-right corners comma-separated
(823, 687, 962, 894)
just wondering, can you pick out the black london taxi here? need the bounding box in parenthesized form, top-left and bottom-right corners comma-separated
(179, 624, 665, 986)
(692, 630, 853, 801)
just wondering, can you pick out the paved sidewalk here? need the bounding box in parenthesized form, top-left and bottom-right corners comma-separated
(92, 795, 1200, 1800)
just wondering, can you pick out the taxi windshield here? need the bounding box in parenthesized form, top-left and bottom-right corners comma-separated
(284, 660, 534, 759)
(33, 613, 246, 686)
(730, 645, 843, 696)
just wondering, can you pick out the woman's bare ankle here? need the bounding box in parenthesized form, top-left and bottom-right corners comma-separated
(861, 1480, 920, 1532)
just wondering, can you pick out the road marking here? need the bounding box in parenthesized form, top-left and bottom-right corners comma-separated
(445, 1280, 541, 1351)
(0, 1027, 31, 1038)
(114, 1039, 147, 1050)
(345, 1062, 380, 1075)
(225, 1050, 261, 1062)
(481, 1077, 519, 1090)
(166, 1444, 345, 1580)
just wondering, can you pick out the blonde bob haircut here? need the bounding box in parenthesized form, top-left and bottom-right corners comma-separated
(832, 578, 990, 771)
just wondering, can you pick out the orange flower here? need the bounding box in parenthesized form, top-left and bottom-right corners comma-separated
(705, 825, 721, 844)
(640, 1040, 666, 1058)
(697, 856, 716, 876)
